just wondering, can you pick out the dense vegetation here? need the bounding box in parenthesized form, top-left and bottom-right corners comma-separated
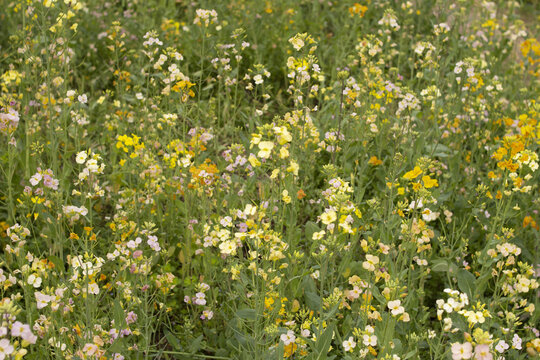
(0, 0, 539, 359)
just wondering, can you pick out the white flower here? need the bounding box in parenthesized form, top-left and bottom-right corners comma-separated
(495, 340, 509, 353)
(454, 61, 464, 74)
(62, 205, 89, 218)
(27, 274, 42, 288)
(343, 336, 356, 352)
(422, 208, 440, 222)
(147, 235, 161, 252)
(35, 292, 53, 309)
(78, 94, 88, 103)
(409, 199, 423, 209)
(362, 334, 377, 346)
(75, 151, 88, 164)
(127, 240, 138, 249)
(365, 325, 375, 334)
(388, 300, 405, 316)
(29, 172, 42, 186)
(512, 334, 522, 349)
(86, 159, 99, 172)
(280, 330, 296, 346)
(88, 282, 100, 295)
(219, 240, 237, 255)
(201, 310, 213, 320)
(253, 74, 263, 85)
(194, 292, 206, 305)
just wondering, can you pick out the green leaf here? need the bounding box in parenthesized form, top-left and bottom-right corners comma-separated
(107, 339, 124, 353)
(474, 272, 491, 299)
(305, 291, 322, 311)
(305, 221, 320, 240)
(314, 324, 334, 359)
(48, 255, 64, 273)
(392, 338, 403, 353)
(404, 349, 418, 359)
(236, 308, 257, 321)
(165, 330, 181, 350)
(303, 276, 318, 294)
(322, 303, 340, 322)
(112, 299, 127, 330)
(370, 285, 386, 304)
(189, 335, 204, 353)
(431, 259, 449, 272)
(274, 342, 285, 360)
(425, 143, 452, 158)
(457, 269, 476, 298)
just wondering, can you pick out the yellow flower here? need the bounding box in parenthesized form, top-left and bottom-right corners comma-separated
(289, 36, 305, 51)
(403, 166, 422, 180)
(321, 210, 337, 225)
(274, 126, 292, 145)
(264, 296, 274, 309)
(248, 154, 261, 167)
(250, 133, 262, 145)
(282, 190, 291, 204)
(422, 175, 438, 188)
(287, 161, 299, 175)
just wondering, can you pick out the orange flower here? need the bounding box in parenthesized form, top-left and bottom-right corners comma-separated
(368, 156, 383, 166)
(349, 3, 368, 17)
(283, 343, 298, 358)
(523, 216, 539, 230)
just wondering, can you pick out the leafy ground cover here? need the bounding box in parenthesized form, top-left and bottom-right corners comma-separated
(0, 0, 539, 359)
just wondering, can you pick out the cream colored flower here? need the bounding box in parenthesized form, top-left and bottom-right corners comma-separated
(257, 141, 274, 159)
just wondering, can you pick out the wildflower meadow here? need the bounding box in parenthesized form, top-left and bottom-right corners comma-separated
(0, 0, 539, 359)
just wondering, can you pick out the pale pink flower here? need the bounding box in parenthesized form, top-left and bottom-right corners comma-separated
(451, 342, 473, 360)
(474, 344, 492, 360)
(0, 338, 14, 359)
